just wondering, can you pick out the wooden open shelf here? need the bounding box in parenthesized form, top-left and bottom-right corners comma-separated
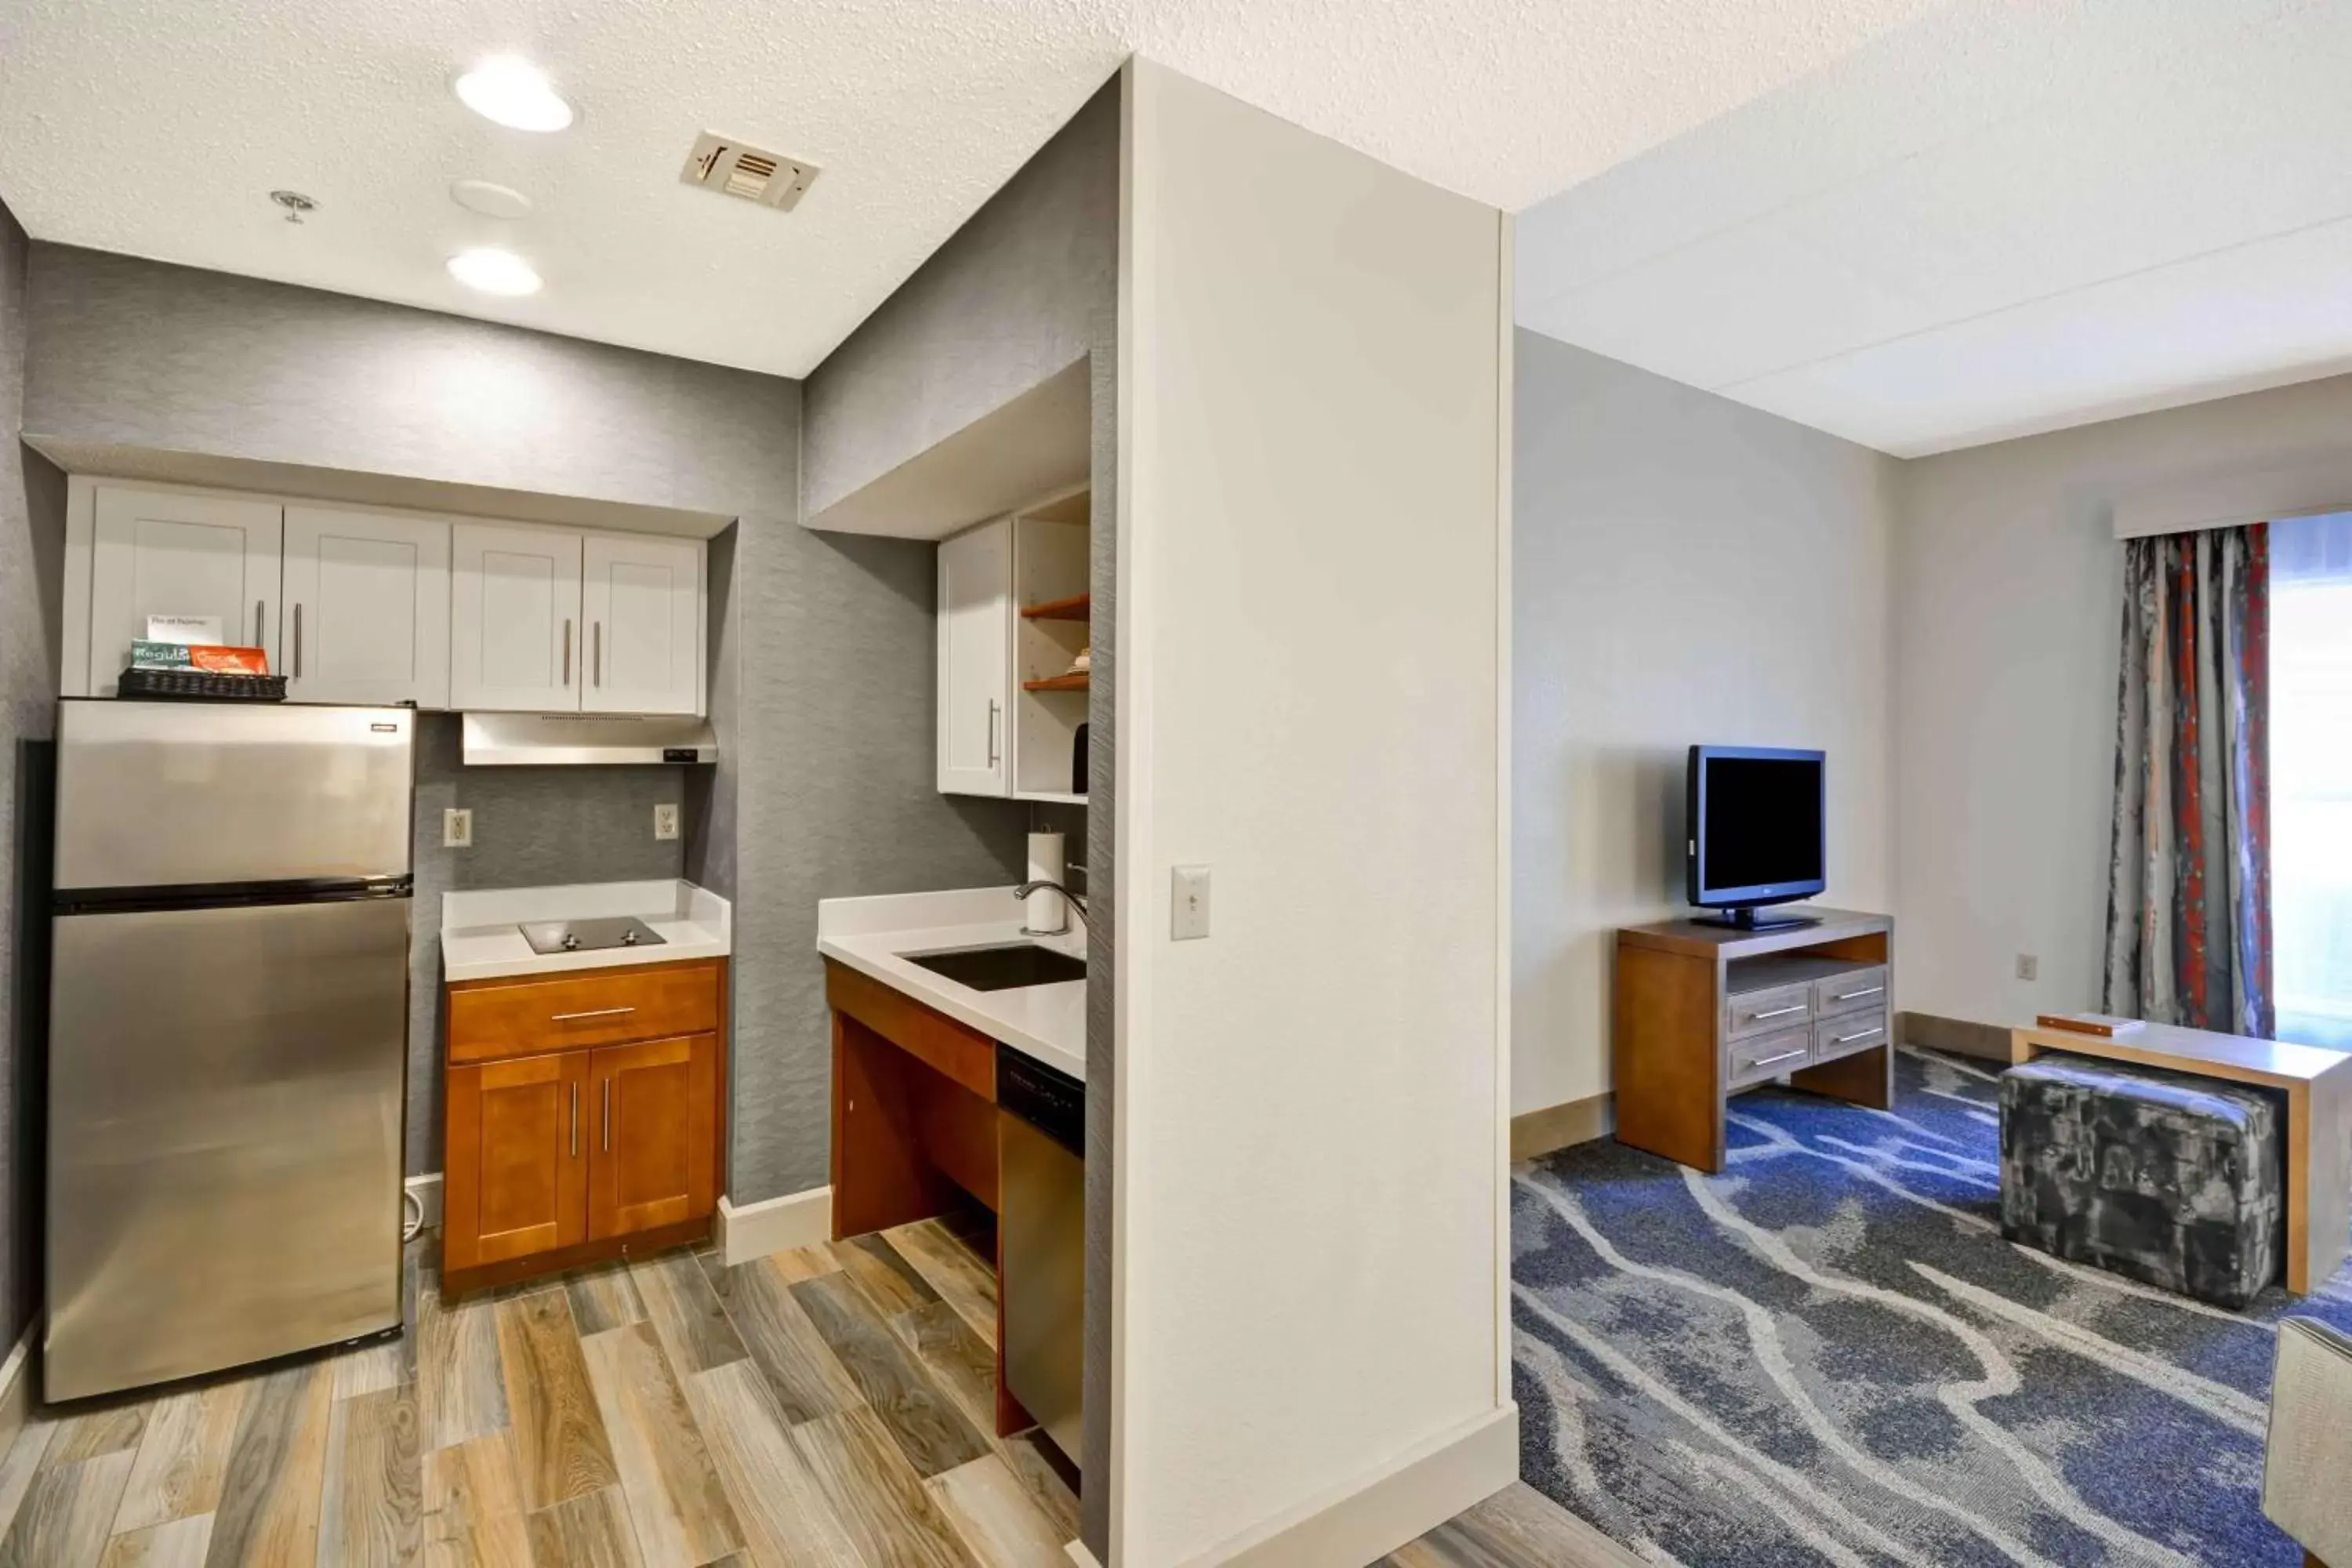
(1022, 672, 1090, 692)
(1020, 592, 1091, 622)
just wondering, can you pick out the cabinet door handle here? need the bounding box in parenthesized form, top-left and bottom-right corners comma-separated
(1831, 985, 1884, 1002)
(552, 1005, 634, 1022)
(602, 1079, 612, 1152)
(593, 622, 602, 687)
(1831, 1026, 1883, 1046)
(255, 599, 266, 645)
(562, 619, 572, 685)
(1748, 1047, 1807, 1071)
(986, 699, 1001, 768)
(292, 603, 303, 679)
(570, 1082, 579, 1158)
(1751, 1004, 1806, 1021)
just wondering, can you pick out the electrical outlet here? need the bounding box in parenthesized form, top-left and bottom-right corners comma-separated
(443, 808, 473, 848)
(2016, 953, 2039, 982)
(653, 803, 680, 841)
(1171, 865, 1211, 940)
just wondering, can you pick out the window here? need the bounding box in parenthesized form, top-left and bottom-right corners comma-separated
(2272, 511, 2352, 1047)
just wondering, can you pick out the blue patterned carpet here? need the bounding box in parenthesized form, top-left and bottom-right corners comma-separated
(1512, 1047, 2352, 1567)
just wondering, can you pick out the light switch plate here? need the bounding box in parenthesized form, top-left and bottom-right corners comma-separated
(1171, 865, 1210, 940)
(2016, 953, 2038, 982)
(443, 808, 473, 848)
(654, 804, 680, 841)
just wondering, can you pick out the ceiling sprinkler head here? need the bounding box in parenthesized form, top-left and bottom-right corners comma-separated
(270, 190, 318, 224)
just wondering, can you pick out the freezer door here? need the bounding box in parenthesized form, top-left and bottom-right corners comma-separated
(46, 895, 410, 1400)
(55, 700, 413, 892)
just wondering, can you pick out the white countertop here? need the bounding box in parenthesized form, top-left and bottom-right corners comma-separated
(817, 886, 1087, 1083)
(441, 880, 731, 982)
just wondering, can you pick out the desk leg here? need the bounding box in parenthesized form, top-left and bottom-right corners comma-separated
(1791, 1043, 1894, 1112)
(2288, 1076, 2352, 1297)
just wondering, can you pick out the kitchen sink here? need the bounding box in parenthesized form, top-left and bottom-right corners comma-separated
(903, 942, 1085, 992)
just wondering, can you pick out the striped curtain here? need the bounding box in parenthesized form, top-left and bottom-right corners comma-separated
(2101, 523, 2273, 1036)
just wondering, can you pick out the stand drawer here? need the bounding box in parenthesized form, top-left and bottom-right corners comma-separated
(1726, 982, 1813, 1040)
(1728, 1025, 1812, 1088)
(1815, 967, 1888, 1018)
(1813, 1010, 1889, 1064)
(448, 960, 722, 1063)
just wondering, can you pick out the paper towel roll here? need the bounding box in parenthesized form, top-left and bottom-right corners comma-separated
(1024, 831, 1067, 934)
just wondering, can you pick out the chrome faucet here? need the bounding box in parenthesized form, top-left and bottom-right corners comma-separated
(1014, 879, 1090, 938)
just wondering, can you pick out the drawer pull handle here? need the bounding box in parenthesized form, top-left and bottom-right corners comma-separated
(1748, 1048, 1807, 1070)
(1750, 1004, 1806, 1020)
(1831, 985, 1885, 1001)
(1831, 1027, 1883, 1046)
(552, 1006, 636, 1022)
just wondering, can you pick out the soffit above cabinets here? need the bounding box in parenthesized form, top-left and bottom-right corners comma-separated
(805, 358, 1091, 539)
(26, 438, 735, 541)
(0, 0, 1942, 379)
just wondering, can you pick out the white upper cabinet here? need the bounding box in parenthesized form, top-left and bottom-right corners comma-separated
(87, 486, 283, 695)
(450, 522, 584, 713)
(582, 533, 702, 716)
(281, 506, 451, 708)
(64, 480, 706, 716)
(938, 517, 1013, 796)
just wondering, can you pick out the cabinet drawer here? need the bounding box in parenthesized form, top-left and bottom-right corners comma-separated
(1726, 982, 1813, 1040)
(1813, 1009, 1889, 1064)
(1727, 1026, 1812, 1089)
(448, 960, 722, 1064)
(1814, 967, 1888, 1019)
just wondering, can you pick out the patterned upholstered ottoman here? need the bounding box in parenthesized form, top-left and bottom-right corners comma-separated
(1999, 1052, 2285, 1307)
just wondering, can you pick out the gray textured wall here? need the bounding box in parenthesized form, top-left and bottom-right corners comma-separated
(0, 198, 68, 1350)
(20, 246, 1027, 1203)
(406, 717, 686, 1173)
(802, 83, 1120, 517)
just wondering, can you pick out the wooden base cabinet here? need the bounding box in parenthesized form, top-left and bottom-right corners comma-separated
(443, 960, 725, 1296)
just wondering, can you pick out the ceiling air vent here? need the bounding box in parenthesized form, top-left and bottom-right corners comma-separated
(680, 132, 818, 211)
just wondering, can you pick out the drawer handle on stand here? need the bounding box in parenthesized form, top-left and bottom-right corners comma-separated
(552, 1006, 636, 1023)
(1751, 1004, 1806, 1021)
(1749, 1048, 1807, 1070)
(1831, 985, 1885, 1002)
(1831, 1027, 1883, 1046)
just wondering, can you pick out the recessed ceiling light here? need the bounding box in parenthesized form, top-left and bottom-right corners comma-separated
(447, 247, 542, 296)
(453, 56, 573, 132)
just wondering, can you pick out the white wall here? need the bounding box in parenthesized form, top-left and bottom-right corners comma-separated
(1116, 60, 1512, 1567)
(1895, 368, 2352, 1027)
(1512, 332, 1898, 1116)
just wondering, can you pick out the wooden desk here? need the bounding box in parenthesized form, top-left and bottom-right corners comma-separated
(2012, 1018, 2352, 1294)
(825, 958, 1032, 1436)
(1613, 909, 1893, 1173)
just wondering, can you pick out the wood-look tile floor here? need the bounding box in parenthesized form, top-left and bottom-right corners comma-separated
(0, 1220, 1080, 1568)
(0, 1218, 1633, 1568)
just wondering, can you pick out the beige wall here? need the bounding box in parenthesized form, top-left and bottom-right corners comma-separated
(1894, 368, 2352, 1029)
(1118, 60, 1511, 1566)
(1512, 332, 1899, 1115)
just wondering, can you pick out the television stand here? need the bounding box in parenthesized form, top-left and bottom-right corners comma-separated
(1691, 906, 1820, 933)
(1613, 908, 1893, 1172)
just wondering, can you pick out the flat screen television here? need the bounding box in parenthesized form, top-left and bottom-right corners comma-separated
(1686, 746, 1825, 930)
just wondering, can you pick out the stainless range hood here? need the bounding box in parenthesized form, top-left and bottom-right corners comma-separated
(461, 713, 718, 766)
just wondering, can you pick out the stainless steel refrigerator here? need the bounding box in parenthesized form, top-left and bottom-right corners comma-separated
(46, 699, 414, 1402)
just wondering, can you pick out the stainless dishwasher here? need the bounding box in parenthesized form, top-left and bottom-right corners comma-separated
(998, 1045, 1084, 1472)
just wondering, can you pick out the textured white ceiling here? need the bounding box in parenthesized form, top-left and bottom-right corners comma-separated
(1515, 0, 2352, 457)
(0, 0, 1941, 379)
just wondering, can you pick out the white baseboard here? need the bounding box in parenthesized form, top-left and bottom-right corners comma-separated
(405, 1174, 443, 1232)
(0, 1324, 36, 1444)
(717, 1185, 833, 1266)
(1064, 1542, 1103, 1568)
(1178, 1403, 1519, 1568)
